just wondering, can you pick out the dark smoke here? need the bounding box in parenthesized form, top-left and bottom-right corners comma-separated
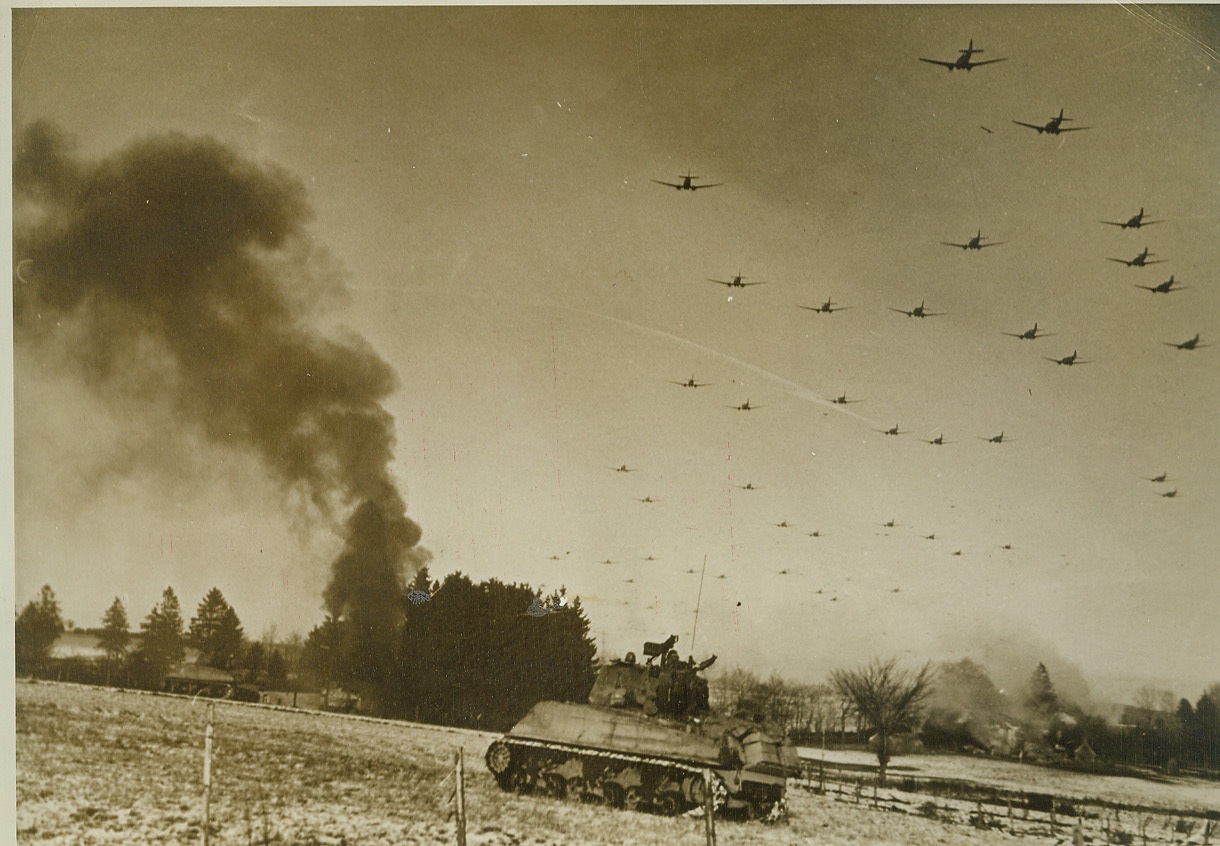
(14, 121, 427, 638)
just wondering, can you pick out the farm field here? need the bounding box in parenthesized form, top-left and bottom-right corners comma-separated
(15, 681, 1218, 846)
(796, 747, 1220, 814)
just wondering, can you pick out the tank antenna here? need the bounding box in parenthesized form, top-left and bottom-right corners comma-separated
(690, 554, 708, 655)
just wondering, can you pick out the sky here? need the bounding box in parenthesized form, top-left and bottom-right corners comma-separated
(8, 4, 1220, 706)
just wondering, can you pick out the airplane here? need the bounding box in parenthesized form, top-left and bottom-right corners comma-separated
(1136, 276, 1186, 294)
(1163, 334, 1209, 350)
(1000, 544, 1013, 550)
(737, 482, 763, 491)
(1003, 322, 1053, 340)
(924, 533, 937, 541)
(636, 496, 659, 504)
(941, 229, 1005, 250)
(1159, 489, 1179, 498)
(875, 424, 906, 436)
(798, 298, 852, 314)
(1108, 247, 1164, 267)
(727, 399, 764, 411)
(598, 558, 618, 565)
(685, 568, 698, 574)
(1144, 473, 1169, 483)
(773, 521, 793, 528)
(1043, 350, 1090, 366)
(888, 301, 945, 318)
(952, 550, 963, 557)
(652, 171, 722, 191)
(717, 574, 726, 580)
(608, 464, 638, 473)
(1101, 208, 1162, 229)
(980, 432, 1009, 443)
(806, 530, 822, 538)
(831, 393, 861, 405)
(669, 376, 712, 388)
(776, 568, 792, 576)
(925, 434, 953, 445)
(1013, 108, 1090, 135)
(919, 39, 1008, 72)
(708, 273, 766, 288)
(881, 519, 898, 528)
(641, 555, 659, 561)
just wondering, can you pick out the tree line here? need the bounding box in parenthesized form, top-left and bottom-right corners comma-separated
(712, 657, 1219, 781)
(15, 569, 599, 734)
(15, 584, 292, 691)
(302, 567, 598, 731)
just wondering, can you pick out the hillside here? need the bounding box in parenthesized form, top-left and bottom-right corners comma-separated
(15, 682, 1216, 845)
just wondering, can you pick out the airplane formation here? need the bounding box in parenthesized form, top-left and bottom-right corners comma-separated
(568, 34, 1202, 607)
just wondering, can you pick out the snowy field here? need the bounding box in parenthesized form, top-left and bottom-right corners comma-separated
(15, 682, 1217, 846)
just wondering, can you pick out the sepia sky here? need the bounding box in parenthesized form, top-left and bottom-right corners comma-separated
(9, 5, 1220, 703)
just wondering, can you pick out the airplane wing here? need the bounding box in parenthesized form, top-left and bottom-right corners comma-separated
(919, 311, 945, 317)
(650, 180, 683, 189)
(706, 278, 732, 286)
(1001, 332, 1025, 338)
(969, 57, 1008, 67)
(940, 241, 970, 249)
(688, 183, 722, 190)
(1106, 257, 1135, 265)
(738, 281, 768, 286)
(1057, 126, 1091, 132)
(1100, 220, 1128, 227)
(976, 241, 1006, 248)
(1012, 120, 1046, 131)
(918, 58, 957, 69)
(887, 307, 913, 316)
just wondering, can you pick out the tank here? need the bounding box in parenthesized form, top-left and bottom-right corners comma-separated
(484, 635, 802, 818)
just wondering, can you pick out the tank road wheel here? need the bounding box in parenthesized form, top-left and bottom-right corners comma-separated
(485, 742, 512, 781)
(656, 790, 684, 816)
(602, 782, 625, 809)
(623, 786, 644, 812)
(747, 799, 776, 821)
(564, 777, 586, 803)
(508, 769, 535, 795)
(542, 773, 566, 799)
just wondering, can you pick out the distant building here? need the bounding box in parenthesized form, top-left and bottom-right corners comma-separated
(1073, 739, 1098, 766)
(163, 663, 236, 697)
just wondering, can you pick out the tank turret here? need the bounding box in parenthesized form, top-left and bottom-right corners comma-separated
(485, 636, 801, 818)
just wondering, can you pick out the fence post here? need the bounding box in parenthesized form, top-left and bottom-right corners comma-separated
(202, 702, 214, 846)
(455, 748, 467, 846)
(703, 768, 716, 846)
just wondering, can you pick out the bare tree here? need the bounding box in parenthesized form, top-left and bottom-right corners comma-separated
(830, 657, 934, 785)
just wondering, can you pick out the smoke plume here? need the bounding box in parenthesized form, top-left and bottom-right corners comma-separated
(13, 121, 427, 642)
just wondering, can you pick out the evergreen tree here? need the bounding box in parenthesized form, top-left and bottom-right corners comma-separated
(265, 648, 289, 689)
(188, 588, 245, 670)
(98, 597, 131, 685)
(302, 615, 344, 699)
(235, 640, 266, 685)
(1025, 662, 1059, 716)
(134, 587, 185, 688)
(1194, 692, 1219, 767)
(14, 584, 65, 676)
(390, 570, 597, 730)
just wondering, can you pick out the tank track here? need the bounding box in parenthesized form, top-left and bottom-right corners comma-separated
(485, 737, 782, 817)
